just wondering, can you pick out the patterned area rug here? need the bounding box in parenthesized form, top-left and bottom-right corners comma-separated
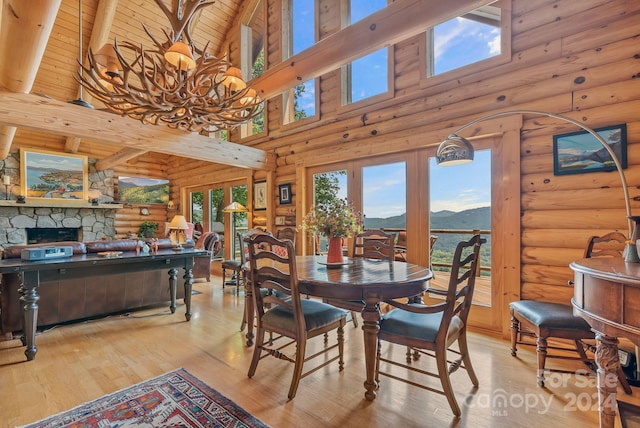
(21, 368, 269, 428)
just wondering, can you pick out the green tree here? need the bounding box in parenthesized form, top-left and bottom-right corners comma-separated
(231, 185, 248, 227)
(191, 191, 203, 224)
(251, 50, 265, 135)
(314, 172, 345, 206)
(294, 83, 308, 121)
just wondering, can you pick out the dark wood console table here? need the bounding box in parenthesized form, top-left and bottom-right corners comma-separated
(0, 248, 206, 361)
(571, 257, 640, 428)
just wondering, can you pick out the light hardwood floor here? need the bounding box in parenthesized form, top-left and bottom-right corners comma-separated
(0, 274, 636, 427)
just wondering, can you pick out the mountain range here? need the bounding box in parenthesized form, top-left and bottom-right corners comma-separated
(364, 206, 491, 230)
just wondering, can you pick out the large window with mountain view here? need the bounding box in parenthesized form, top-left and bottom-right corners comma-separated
(429, 149, 492, 307)
(362, 161, 406, 229)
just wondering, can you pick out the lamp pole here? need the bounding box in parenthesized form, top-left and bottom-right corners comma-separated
(222, 201, 248, 260)
(440, 109, 633, 241)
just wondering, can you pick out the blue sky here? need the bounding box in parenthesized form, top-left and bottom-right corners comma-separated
(297, 3, 499, 217)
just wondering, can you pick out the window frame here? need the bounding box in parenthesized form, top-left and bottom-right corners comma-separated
(418, 1, 511, 90)
(238, 1, 268, 141)
(280, 0, 320, 129)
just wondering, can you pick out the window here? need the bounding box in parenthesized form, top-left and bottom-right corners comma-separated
(341, 0, 389, 106)
(313, 169, 348, 253)
(210, 187, 224, 230)
(291, 0, 315, 55)
(348, 0, 385, 24)
(425, 3, 506, 79)
(190, 191, 203, 225)
(428, 149, 492, 307)
(282, 0, 317, 125)
(344, 49, 388, 105)
(230, 184, 248, 259)
(240, 0, 266, 138)
(362, 162, 406, 229)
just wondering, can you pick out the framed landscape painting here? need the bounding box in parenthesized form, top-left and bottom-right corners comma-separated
(20, 149, 88, 201)
(553, 124, 627, 176)
(118, 176, 170, 204)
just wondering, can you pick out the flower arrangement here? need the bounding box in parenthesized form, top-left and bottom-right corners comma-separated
(299, 198, 363, 238)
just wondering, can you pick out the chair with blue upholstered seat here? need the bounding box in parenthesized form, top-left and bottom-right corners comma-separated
(245, 233, 347, 399)
(375, 234, 484, 417)
(509, 231, 631, 393)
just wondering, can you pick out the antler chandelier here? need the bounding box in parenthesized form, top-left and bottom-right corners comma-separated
(76, 0, 262, 133)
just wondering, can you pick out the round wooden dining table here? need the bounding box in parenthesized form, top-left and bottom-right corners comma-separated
(244, 255, 433, 401)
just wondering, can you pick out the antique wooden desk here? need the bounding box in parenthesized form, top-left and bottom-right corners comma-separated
(244, 255, 432, 401)
(571, 257, 640, 428)
(0, 248, 206, 361)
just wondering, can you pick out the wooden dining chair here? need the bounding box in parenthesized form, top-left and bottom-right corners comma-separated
(323, 229, 395, 327)
(509, 231, 632, 393)
(375, 234, 485, 417)
(222, 228, 265, 294)
(237, 229, 272, 332)
(245, 233, 347, 399)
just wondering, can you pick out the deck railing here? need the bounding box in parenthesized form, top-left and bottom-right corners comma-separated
(380, 227, 491, 276)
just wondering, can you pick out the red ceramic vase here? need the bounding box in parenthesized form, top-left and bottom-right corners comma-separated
(326, 236, 344, 264)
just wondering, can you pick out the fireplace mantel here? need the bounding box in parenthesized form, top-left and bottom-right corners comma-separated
(0, 201, 123, 209)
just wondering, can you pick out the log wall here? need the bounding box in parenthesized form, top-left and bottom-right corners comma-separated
(3, 0, 639, 333)
(168, 0, 640, 313)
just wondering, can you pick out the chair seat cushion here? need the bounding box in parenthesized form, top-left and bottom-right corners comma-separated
(510, 300, 592, 331)
(264, 299, 347, 332)
(221, 259, 242, 269)
(380, 308, 463, 346)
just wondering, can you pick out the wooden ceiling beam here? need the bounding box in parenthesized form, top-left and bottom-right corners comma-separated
(0, 91, 276, 170)
(251, 0, 490, 100)
(95, 148, 148, 171)
(0, 0, 62, 159)
(65, 0, 119, 153)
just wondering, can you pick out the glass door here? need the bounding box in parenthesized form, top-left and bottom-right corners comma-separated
(312, 169, 348, 254)
(362, 160, 406, 259)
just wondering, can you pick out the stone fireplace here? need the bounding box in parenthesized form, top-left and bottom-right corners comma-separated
(0, 205, 118, 248)
(0, 151, 120, 249)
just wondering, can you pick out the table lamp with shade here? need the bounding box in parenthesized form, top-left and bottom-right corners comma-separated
(222, 201, 248, 260)
(168, 214, 189, 250)
(435, 109, 638, 262)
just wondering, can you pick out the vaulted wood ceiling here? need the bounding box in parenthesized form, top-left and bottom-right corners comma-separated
(0, 0, 487, 170)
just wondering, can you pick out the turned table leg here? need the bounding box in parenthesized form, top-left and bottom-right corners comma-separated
(361, 296, 382, 400)
(594, 332, 620, 428)
(19, 271, 40, 361)
(168, 268, 178, 314)
(183, 267, 194, 321)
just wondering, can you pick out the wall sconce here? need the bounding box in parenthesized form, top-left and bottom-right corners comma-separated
(167, 200, 176, 210)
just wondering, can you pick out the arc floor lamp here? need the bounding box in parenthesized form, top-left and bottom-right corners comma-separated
(435, 109, 636, 261)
